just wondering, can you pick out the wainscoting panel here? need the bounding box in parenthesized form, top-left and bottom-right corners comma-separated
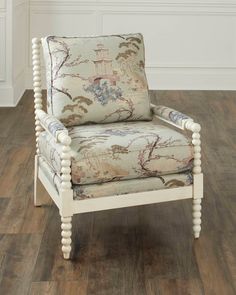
(1, 0, 235, 105)
(12, 1, 29, 105)
(25, 0, 236, 90)
(0, 14, 6, 82)
(0, 0, 5, 10)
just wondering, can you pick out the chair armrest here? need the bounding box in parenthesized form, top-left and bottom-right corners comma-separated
(36, 110, 72, 191)
(151, 103, 202, 175)
(151, 104, 194, 130)
(36, 110, 71, 145)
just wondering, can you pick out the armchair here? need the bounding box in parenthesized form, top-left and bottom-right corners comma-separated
(32, 34, 203, 260)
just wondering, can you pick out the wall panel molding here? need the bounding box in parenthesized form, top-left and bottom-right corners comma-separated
(0, 0, 5, 10)
(25, 0, 236, 90)
(0, 14, 6, 82)
(30, 1, 236, 12)
(14, 0, 28, 8)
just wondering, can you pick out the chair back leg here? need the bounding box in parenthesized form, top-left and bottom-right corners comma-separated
(32, 38, 43, 206)
(61, 216, 72, 259)
(190, 122, 203, 238)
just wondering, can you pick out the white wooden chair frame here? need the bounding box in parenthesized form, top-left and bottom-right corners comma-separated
(32, 38, 203, 260)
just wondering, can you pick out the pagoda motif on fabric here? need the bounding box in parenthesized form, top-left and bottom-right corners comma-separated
(90, 44, 119, 85)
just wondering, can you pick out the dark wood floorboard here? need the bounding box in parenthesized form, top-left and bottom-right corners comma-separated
(0, 90, 235, 294)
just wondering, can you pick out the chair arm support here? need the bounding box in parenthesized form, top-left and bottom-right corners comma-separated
(151, 103, 202, 175)
(151, 104, 194, 130)
(36, 110, 72, 191)
(36, 109, 71, 145)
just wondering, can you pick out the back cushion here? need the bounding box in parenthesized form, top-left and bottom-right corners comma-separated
(41, 33, 152, 126)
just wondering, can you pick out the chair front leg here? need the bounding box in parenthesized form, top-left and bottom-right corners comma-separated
(61, 216, 72, 259)
(193, 198, 202, 238)
(59, 132, 73, 259)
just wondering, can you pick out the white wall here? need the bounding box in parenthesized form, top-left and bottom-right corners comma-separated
(1, 0, 236, 106)
(12, 0, 29, 105)
(0, 0, 11, 106)
(0, 0, 28, 106)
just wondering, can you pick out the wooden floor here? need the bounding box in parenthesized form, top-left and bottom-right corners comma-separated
(0, 90, 236, 295)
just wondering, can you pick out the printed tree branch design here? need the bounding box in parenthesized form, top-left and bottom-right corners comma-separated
(100, 96, 136, 122)
(70, 127, 192, 184)
(130, 135, 184, 177)
(116, 36, 146, 89)
(45, 35, 149, 125)
(110, 133, 187, 181)
(108, 132, 192, 182)
(47, 37, 92, 119)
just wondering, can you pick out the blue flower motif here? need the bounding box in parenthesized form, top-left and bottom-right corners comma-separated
(101, 128, 140, 137)
(169, 111, 189, 124)
(186, 172, 193, 184)
(48, 122, 66, 137)
(84, 80, 122, 105)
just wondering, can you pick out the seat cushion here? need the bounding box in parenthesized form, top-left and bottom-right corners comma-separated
(73, 172, 193, 200)
(41, 33, 152, 126)
(39, 157, 193, 200)
(38, 121, 194, 185)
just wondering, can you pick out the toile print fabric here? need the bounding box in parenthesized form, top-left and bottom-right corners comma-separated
(41, 33, 152, 127)
(38, 121, 194, 185)
(38, 156, 193, 200)
(37, 110, 68, 140)
(152, 105, 192, 127)
(38, 156, 61, 190)
(73, 171, 193, 200)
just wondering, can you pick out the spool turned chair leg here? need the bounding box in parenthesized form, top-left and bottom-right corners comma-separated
(189, 121, 203, 239)
(61, 216, 72, 259)
(193, 198, 202, 238)
(32, 37, 43, 207)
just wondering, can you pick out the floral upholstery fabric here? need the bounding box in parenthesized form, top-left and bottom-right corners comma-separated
(152, 105, 192, 128)
(38, 121, 194, 185)
(39, 156, 193, 200)
(41, 33, 152, 127)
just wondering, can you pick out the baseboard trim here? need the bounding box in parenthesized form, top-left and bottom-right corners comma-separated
(13, 70, 26, 106)
(147, 67, 236, 90)
(0, 86, 14, 106)
(0, 70, 27, 107)
(1, 66, 236, 107)
(26, 67, 236, 91)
